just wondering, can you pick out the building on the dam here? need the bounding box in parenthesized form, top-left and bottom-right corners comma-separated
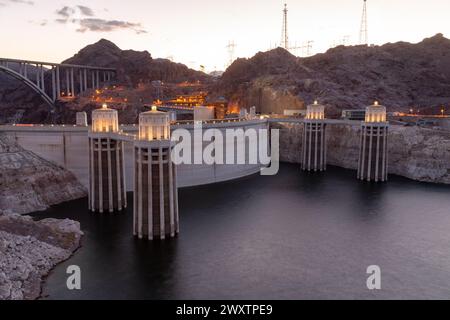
(302, 101, 327, 172)
(88, 104, 127, 213)
(357, 101, 389, 182)
(133, 106, 179, 240)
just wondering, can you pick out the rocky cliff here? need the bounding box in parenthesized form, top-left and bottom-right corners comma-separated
(0, 134, 87, 214)
(0, 214, 82, 300)
(273, 122, 450, 184)
(214, 34, 450, 116)
(0, 133, 85, 300)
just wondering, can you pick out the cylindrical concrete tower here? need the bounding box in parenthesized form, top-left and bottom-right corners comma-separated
(133, 106, 179, 240)
(357, 101, 389, 182)
(88, 104, 126, 213)
(302, 101, 327, 171)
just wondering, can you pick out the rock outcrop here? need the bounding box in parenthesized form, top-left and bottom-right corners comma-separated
(0, 214, 82, 300)
(272, 122, 450, 184)
(62, 39, 210, 86)
(0, 134, 87, 214)
(214, 34, 450, 116)
(0, 134, 85, 300)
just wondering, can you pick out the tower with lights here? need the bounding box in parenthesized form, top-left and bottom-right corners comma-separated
(357, 101, 389, 182)
(133, 106, 179, 240)
(302, 101, 327, 171)
(88, 104, 126, 213)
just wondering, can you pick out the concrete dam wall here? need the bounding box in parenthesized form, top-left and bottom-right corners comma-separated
(272, 121, 450, 184)
(3, 118, 449, 188)
(1, 119, 269, 190)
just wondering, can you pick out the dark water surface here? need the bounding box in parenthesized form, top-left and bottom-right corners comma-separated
(33, 164, 450, 299)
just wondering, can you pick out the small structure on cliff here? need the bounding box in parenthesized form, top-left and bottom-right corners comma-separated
(302, 101, 327, 172)
(133, 106, 179, 240)
(88, 104, 127, 213)
(357, 101, 389, 182)
(76, 112, 87, 126)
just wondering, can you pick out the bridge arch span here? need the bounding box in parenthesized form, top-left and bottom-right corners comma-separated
(0, 65, 55, 109)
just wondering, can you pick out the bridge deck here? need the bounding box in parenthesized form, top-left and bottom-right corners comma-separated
(0, 57, 116, 71)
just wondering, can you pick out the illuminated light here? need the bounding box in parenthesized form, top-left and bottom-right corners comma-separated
(92, 104, 119, 133)
(374, 101, 379, 106)
(138, 108, 170, 141)
(306, 102, 325, 120)
(365, 102, 387, 123)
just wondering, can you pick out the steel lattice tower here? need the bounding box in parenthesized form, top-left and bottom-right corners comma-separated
(226, 40, 236, 68)
(359, 0, 368, 45)
(280, 3, 289, 49)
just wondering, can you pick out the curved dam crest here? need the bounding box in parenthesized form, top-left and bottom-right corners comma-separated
(0, 119, 269, 190)
(1, 118, 450, 187)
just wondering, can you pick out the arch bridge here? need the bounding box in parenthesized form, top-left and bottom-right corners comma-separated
(0, 58, 116, 108)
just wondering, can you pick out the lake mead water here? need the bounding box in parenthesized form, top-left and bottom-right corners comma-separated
(33, 164, 450, 299)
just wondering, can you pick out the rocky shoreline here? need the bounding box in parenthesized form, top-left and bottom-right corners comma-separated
(0, 214, 82, 299)
(0, 133, 86, 300)
(0, 134, 87, 214)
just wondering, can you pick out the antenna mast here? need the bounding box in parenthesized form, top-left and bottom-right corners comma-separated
(359, 0, 368, 45)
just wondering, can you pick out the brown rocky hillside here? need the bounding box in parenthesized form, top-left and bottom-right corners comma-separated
(213, 33, 450, 117)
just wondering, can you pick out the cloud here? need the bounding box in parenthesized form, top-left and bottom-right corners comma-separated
(53, 5, 147, 35)
(77, 5, 94, 17)
(76, 18, 147, 34)
(1, 0, 34, 6)
(28, 19, 48, 26)
(9, 0, 34, 4)
(56, 6, 75, 18)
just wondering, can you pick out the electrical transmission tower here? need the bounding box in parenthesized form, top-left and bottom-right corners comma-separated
(280, 3, 289, 50)
(226, 40, 236, 68)
(359, 0, 368, 45)
(301, 40, 314, 57)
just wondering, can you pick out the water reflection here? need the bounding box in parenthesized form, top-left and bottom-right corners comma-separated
(33, 164, 450, 299)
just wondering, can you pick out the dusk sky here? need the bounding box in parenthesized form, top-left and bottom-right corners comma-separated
(0, 0, 449, 72)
